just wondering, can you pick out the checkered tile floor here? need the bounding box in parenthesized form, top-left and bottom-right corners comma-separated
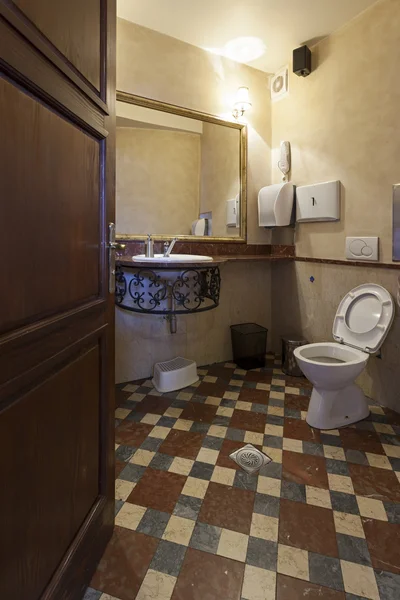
(85, 354, 400, 600)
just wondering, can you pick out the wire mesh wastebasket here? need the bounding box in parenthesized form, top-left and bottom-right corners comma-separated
(230, 323, 268, 370)
(281, 336, 308, 376)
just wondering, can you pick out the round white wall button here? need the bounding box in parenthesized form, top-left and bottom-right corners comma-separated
(361, 246, 373, 256)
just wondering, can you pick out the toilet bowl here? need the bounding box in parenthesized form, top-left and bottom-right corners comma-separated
(294, 284, 394, 430)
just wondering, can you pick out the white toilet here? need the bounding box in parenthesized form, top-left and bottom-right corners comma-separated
(294, 284, 394, 430)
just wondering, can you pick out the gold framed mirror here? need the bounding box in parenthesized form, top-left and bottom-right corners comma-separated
(115, 91, 247, 242)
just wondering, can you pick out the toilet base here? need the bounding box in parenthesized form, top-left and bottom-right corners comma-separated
(306, 384, 370, 430)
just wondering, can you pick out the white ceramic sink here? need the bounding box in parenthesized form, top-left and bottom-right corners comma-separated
(132, 253, 213, 263)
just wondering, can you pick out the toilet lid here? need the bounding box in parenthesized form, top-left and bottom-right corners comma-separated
(332, 284, 394, 353)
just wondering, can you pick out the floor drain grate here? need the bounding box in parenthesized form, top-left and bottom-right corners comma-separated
(229, 444, 272, 474)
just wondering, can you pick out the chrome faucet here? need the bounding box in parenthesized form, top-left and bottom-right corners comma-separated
(164, 237, 177, 257)
(145, 234, 154, 258)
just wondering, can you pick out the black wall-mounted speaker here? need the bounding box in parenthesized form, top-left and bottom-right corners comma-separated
(293, 45, 312, 77)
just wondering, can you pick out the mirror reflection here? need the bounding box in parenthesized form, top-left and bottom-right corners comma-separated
(116, 96, 245, 239)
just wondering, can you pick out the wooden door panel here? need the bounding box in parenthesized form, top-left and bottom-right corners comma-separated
(0, 344, 101, 600)
(0, 0, 115, 597)
(12, 0, 101, 91)
(0, 76, 101, 334)
(0, 304, 105, 390)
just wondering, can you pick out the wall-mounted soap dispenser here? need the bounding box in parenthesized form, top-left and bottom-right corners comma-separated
(258, 182, 294, 227)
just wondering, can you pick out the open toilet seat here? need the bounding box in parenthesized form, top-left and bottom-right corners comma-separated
(332, 283, 394, 353)
(294, 341, 367, 366)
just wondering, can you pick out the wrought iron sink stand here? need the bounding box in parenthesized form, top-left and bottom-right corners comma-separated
(115, 264, 221, 334)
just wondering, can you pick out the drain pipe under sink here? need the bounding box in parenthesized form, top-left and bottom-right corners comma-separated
(167, 283, 177, 334)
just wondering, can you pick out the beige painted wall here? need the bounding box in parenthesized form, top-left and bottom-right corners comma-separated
(117, 18, 272, 244)
(272, 0, 400, 262)
(116, 127, 201, 235)
(200, 122, 240, 237)
(116, 261, 271, 382)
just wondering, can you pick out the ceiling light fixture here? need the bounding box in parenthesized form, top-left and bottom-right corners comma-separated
(232, 86, 252, 120)
(206, 36, 266, 65)
(224, 36, 266, 64)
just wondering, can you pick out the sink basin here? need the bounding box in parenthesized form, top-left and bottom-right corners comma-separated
(132, 253, 213, 263)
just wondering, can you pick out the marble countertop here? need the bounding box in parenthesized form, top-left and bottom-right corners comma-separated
(116, 255, 293, 269)
(116, 256, 227, 268)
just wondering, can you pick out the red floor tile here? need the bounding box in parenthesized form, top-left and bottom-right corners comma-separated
(196, 381, 227, 397)
(206, 365, 235, 380)
(115, 388, 132, 408)
(126, 468, 186, 513)
(349, 463, 400, 503)
(339, 428, 384, 454)
(171, 548, 244, 600)
(159, 430, 205, 460)
(133, 395, 173, 415)
(115, 422, 153, 447)
(180, 402, 218, 423)
(230, 409, 266, 432)
(90, 527, 158, 600)
(238, 388, 270, 405)
(283, 417, 321, 443)
(284, 393, 310, 411)
(362, 518, 400, 575)
(244, 371, 272, 383)
(383, 408, 400, 426)
(283, 451, 329, 489)
(199, 482, 255, 534)
(277, 574, 345, 599)
(283, 376, 312, 389)
(279, 499, 338, 558)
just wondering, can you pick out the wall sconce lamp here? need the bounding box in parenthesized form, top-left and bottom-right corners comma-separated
(232, 86, 252, 119)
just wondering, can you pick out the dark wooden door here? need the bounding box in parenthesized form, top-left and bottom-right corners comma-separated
(0, 2, 116, 599)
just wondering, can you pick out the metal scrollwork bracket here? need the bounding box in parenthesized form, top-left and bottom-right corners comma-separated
(115, 265, 221, 315)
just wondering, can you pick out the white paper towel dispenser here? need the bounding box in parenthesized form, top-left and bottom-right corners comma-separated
(296, 180, 340, 222)
(258, 182, 294, 227)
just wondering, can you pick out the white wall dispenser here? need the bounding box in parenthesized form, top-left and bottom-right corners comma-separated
(191, 218, 207, 236)
(226, 196, 239, 227)
(258, 182, 294, 227)
(296, 180, 340, 222)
